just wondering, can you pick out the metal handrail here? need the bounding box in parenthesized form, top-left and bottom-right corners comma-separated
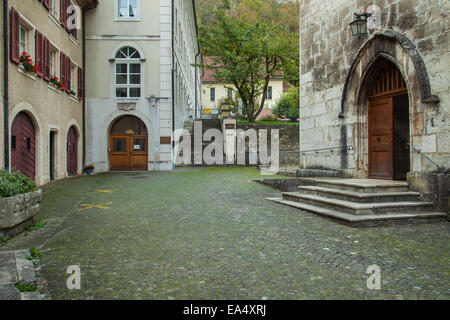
(407, 143, 447, 174)
(300, 145, 354, 155)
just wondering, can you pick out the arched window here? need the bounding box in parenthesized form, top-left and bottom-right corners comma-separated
(115, 47, 141, 98)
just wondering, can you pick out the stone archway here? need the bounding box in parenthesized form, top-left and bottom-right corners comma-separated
(341, 31, 439, 178)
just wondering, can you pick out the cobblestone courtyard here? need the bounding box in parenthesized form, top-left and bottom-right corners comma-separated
(1, 168, 449, 300)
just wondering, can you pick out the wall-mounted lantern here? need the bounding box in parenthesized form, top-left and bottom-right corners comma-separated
(350, 12, 371, 37)
(147, 95, 157, 108)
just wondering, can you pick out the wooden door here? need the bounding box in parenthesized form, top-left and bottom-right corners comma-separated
(110, 135, 131, 171)
(368, 96, 394, 179)
(130, 136, 148, 170)
(11, 112, 36, 179)
(50, 132, 56, 181)
(67, 127, 78, 176)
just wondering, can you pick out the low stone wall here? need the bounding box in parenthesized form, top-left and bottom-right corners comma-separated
(408, 172, 449, 215)
(236, 123, 299, 166)
(0, 190, 42, 238)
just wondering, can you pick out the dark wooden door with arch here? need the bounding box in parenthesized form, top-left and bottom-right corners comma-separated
(67, 126, 78, 176)
(11, 112, 36, 179)
(368, 61, 409, 180)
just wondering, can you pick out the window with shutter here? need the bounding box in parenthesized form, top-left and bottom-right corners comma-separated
(10, 7, 20, 64)
(44, 37, 50, 81)
(66, 56, 71, 93)
(78, 67, 83, 99)
(35, 30, 44, 78)
(43, 0, 50, 10)
(60, 52, 65, 91)
(60, 0, 66, 28)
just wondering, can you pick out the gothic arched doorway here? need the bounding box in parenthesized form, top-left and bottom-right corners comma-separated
(109, 115, 148, 171)
(368, 60, 410, 180)
(67, 126, 78, 176)
(11, 112, 36, 179)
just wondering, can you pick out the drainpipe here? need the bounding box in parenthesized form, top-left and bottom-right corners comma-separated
(3, 0, 9, 171)
(171, 0, 175, 169)
(194, 51, 200, 119)
(82, 1, 98, 169)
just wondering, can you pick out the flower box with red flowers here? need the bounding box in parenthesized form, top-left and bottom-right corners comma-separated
(50, 75, 64, 91)
(83, 164, 95, 175)
(19, 52, 38, 74)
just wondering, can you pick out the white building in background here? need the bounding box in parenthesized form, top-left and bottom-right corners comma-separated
(84, 0, 201, 172)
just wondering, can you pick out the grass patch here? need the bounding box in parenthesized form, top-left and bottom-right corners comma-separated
(237, 120, 299, 125)
(0, 236, 9, 244)
(15, 282, 38, 292)
(27, 247, 42, 260)
(24, 219, 47, 236)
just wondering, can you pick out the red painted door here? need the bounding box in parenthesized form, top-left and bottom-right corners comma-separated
(67, 126, 78, 176)
(368, 96, 394, 179)
(11, 112, 36, 179)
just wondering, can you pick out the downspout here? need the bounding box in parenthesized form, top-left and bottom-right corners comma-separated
(3, 0, 9, 171)
(171, 0, 175, 169)
(82, 1, 97, 169)
(194, 51, 200, 119)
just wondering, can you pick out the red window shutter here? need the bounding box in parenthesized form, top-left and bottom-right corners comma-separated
(65, 0, 70, 32)
(44, 37, 50, 81)
(66, 56, 71, 94)
(35, 30, 44, 78)
(43, 0, 50, 10)
(10, 7, 20, 64)
(60, 52, 65, 90)
(60, 0, 66, 27)
(78, 67, 83, 98)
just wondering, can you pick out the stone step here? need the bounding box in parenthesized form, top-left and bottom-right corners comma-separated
(298, 186, 421, 203)
(304, 178, 409, 193)
(282, 192, 434, 215)
(267, 198, 447, 227)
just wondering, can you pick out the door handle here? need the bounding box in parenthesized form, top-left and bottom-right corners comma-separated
(377, 137, 381, 142)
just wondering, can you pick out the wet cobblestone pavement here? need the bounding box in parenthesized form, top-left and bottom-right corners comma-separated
(1, 167, 449, 300)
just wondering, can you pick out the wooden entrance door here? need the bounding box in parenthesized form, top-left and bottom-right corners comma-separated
(368, 61, 409, 180)
(110, 135, 148, 171)
(11, 112, 36, 179)
(67, 127, 78, 176)
(368, 96, 394, 179)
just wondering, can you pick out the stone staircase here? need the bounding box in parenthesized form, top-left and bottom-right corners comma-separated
(267, 178, 447, 227)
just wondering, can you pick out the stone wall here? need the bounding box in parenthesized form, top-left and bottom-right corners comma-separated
(237, 123, 299, 166)
(0, 190, 42, 238)
(300, 0, 449, 178)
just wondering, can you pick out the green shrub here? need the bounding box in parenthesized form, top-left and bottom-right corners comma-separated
(272, 88, 299, 122)
(15, 282, 37, 292)
(0, 170, 38, 198)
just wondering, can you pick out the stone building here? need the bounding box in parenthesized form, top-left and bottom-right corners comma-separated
(84, 0, 202, 172)
(299, 0, 449, 198)
(1, 0, 96, 185)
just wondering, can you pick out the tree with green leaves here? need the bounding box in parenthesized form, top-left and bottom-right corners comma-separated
(198, 2, 297, 122)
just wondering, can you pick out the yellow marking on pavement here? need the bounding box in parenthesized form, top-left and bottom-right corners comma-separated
(94, 189, 119, 194)
(78, 202, 113, 211)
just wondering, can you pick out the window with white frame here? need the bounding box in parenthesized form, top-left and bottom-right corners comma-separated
(50, 0, 58, 18)
(20, 26, 28, 54)
(50, 48, 57, 76)
(71, 64, 77, 94)
(115, 47, 141, 98)
(118, 0, 138, 18)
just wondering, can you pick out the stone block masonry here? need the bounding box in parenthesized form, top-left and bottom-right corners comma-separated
(300, 0, 449, 184)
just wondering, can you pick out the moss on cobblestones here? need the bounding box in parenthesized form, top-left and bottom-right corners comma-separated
(2, 167, 449, 300)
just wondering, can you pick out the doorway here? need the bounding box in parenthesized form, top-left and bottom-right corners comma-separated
(11, 112, 36, 179)
(368, 61, 410, 180)
(109, 116, 148, 171)
(50, 131, 56, 181)
(67, 126, 78, 176)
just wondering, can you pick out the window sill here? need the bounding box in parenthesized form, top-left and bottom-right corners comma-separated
(69, 35, 80, 46)
(48, 12, 62, 30)
(115, 18, 141, 22)
(48, 84, 61, 93)
(116, 98, 140, 102)
(17, 66, 37, 81)
(69, 95, 81, 102)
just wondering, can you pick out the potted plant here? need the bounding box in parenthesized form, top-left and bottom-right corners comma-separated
(0, 170, 41, 239)
(83, 164, 95, 175)
(20, 52, 38, 74)
(50, 75, 63, 90)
